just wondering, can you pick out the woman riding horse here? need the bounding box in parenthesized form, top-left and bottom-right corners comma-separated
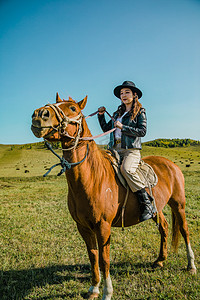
(31, 90, 196, 300)
(98, 80, 156, 222)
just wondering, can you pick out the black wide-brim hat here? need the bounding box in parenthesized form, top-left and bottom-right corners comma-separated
(113, 80, 142, 99)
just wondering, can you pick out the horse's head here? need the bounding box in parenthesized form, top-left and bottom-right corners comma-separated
(31, 93, 87, 142)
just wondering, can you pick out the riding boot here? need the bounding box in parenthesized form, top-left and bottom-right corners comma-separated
(136, 188, 156, 222)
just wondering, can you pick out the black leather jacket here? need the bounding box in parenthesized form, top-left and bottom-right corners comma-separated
(98, 108, 147, 149)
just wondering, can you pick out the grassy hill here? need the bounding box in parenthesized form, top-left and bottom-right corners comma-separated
(0, 143, 62, 178)
(0, 141, 199, 178)
(0, 141, 199, 299)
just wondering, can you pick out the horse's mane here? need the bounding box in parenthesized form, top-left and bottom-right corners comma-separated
(81, 117, 114, 175)
(89, 143, 114, 172)
(75, 118, 116, 191)
(83, 143, 115, 192)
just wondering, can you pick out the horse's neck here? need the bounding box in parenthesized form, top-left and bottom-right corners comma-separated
(63, 118, 113, 190)
(64, 144, 113, 195)
(65, 141, 107, 177)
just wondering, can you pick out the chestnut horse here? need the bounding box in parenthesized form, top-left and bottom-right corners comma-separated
(31, 94, 196, 300)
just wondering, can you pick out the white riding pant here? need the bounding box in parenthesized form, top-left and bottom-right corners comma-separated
(114, 145, 145, 192)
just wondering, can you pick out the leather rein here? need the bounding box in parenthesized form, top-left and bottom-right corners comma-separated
(44, 103, 116, 151)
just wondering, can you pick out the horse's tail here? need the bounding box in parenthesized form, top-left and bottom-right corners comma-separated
(171, 210, 181, 252)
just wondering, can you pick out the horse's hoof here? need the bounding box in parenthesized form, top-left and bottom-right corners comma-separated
(188, 267, 197, 275)
(153, 260, 164, 268)
(87, 292, 99, 299)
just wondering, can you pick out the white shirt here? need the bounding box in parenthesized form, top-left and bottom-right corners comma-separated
(114, 111, 129, 140)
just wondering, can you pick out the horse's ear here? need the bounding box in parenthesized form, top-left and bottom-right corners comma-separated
(56, 93, 62, 103)
(78, 95, 87, 110)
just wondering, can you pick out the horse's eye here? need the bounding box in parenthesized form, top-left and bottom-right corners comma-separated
(70, 106, 76, 112)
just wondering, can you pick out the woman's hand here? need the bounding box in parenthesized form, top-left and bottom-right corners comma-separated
(98, 106, 106, 115)
(114, 121, 123, 129)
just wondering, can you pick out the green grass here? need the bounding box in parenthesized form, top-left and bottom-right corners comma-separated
(0, 144, 62, 178)
(0, 144, 199, 299)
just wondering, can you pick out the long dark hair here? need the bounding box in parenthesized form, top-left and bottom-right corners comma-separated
(114, 95, 142, 120)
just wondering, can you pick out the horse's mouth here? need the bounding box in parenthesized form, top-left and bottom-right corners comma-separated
(31, 125, 49, 138)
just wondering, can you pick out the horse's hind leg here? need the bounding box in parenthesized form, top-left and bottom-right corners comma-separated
(77, 224, 101, 299)
(153, 211, 168, 268)
(169, 197, 196, 274)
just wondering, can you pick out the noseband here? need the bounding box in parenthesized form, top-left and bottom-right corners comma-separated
(44, 103, 83, 150)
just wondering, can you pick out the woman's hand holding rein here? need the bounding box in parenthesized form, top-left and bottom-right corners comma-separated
(98, 106, 106, 115)
(114, 120, 123, 129)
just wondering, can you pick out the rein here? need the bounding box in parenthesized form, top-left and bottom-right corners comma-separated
(61, 109, 116, 145)
(43, 141, 89, 177)
(85, 109, 115, 122)
(44, 103, 116, 150)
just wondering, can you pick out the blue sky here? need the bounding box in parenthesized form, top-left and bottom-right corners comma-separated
(0, 0, 200, 145)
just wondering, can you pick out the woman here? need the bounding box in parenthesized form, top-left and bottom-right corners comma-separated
(98, 80, 156, 222)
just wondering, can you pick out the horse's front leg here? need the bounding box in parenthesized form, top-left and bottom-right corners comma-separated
(96, 221, 113, 300)
(77, 224, 101, 299)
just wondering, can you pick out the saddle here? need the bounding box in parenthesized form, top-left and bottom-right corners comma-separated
(108, 149, 158, 190)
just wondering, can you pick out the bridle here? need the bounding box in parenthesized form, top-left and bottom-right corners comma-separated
(40, 103, 87, 176)
(43, 103, 116, 151)
(44, 103, 84, 150)
(39, 102, 115, 176)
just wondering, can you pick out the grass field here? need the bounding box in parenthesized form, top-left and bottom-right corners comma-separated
(0, 144, 199, 299)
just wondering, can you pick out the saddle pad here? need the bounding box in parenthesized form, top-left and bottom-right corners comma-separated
(112, 161, 127, 188)
(137, 160, 158, 188)
(108, 150, 158, 189)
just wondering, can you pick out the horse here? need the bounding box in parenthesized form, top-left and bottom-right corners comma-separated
(31, 94, 196, 300)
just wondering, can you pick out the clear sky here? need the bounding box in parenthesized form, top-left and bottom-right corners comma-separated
(0, 0, 200, 145)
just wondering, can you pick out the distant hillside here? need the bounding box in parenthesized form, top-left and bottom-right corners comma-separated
(143, 138, 200, 148)
(0, 139, 200, 178)
(1, 141, 61, 150)
(1, 138, 200, 150)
